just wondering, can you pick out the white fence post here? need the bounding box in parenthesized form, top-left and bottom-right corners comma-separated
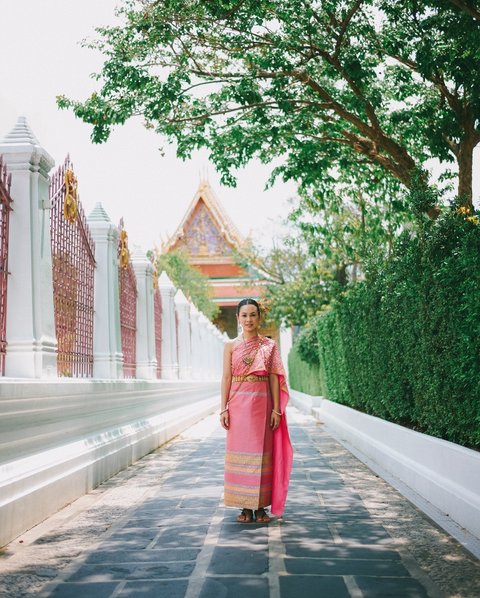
(190, 304, 201, 379)
(87, 202, 123, 379)
(131, 246, 156, 379)
(0, 117, 57, 378)
(175, 290, 192, 380)
(158, 271, 178, 379)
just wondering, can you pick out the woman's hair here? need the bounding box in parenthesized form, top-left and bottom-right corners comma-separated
(236, 298, 260, 316)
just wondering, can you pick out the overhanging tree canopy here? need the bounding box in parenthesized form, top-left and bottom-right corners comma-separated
(59, 0, 480, 208)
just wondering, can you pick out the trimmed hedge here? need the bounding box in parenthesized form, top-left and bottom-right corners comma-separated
(291, 206, 480, 448)
(288, 342, 325, 396)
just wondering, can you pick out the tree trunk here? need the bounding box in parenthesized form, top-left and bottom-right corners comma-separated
(335, 263, 348, 286)
(457, 133, 475, 209)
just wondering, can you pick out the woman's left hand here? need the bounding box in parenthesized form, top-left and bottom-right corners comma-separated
(270, 411, 281, 430)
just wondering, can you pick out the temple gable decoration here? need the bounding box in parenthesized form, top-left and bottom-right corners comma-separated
(164, 180, 244, 260)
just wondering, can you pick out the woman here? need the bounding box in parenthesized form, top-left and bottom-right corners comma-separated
(220, 298, 293, 523)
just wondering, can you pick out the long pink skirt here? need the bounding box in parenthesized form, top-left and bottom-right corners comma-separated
(224, 375, 273, 510)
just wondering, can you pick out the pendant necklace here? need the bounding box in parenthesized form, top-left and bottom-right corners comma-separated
(242, 333, 258, 366)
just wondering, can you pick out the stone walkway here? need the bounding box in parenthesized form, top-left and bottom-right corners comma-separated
(0, 407, 479, 598)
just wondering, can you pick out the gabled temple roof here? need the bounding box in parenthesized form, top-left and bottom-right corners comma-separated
(163, 180, 245, 256)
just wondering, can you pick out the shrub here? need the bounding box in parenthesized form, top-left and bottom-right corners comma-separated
(288, 342, 326, 396)
(314, 205, 480, 448)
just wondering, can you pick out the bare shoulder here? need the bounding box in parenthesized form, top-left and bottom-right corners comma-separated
(224, 339, 238, 354)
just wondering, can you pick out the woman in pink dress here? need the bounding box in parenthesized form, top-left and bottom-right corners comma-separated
(220, 298, 293, 523)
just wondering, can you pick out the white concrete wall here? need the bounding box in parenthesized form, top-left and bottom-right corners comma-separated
(290, 390, 480, 547)
(0, 379, 220, 548)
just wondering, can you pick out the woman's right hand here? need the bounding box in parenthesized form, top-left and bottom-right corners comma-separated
(220, 410, 229, 430)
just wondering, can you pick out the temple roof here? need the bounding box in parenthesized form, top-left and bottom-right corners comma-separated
(163, 180, 245, 258)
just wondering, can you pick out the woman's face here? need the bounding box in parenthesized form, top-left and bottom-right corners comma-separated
(237, 304, 260, 333)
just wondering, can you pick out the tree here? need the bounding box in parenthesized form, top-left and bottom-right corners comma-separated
(290, 162, 415, 280)
(235, 233, 335, 326)
(59, 0, 480, 210)
(152, 249, 219, 320)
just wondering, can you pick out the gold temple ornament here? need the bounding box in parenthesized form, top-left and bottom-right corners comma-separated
(119, 229, 130, 269)
(63, 169, 78, 223)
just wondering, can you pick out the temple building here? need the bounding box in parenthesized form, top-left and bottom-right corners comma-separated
(163, 181, 275, 339)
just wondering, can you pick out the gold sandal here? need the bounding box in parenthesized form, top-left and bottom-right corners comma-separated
(255, 508, 271, 523)
(237, 508, 254, 523)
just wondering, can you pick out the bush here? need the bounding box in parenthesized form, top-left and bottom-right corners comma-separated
(314, 205, 480, 448)
(288, 341, 326, 396)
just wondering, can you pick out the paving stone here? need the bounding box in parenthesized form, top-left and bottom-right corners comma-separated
(153, 525, 210, 548)
(285, 557, 410, 576)
(85, 548, 200, 564)
(279, 575, 350, 598)
(208, 546, 269, 575)
(354, 575, 430, 597)
(283, 543, 401, 560)
(218, 523, 269, 546)
(128, 561, 195, 579)
(280, 522, 335, 543)
(199, 576, 270, 598)
(49, 582, 119, 597)
(333, 522, 394, 545)
(119, 579, 188, 597)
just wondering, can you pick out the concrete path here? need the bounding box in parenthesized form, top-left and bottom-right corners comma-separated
(1, 407, 479, 598)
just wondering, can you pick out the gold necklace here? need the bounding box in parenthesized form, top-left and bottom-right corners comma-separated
(242, 334, 259, 366)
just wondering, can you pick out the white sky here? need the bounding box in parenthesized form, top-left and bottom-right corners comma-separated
(0, 0, 478, 254)
(0, 0, 297, 251)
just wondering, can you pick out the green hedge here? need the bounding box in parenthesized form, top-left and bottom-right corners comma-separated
(290, 206, 480, 448)
(288, 342, 325, 396)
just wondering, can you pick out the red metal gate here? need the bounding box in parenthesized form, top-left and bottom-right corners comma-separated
(50, 156, 96, 377)
(0, 156, 12, 376)
(153, 276, 162, 378)
(118, 220, 137, 377)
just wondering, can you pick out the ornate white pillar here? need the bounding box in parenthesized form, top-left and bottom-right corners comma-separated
(158, 271, 178, 379)
(215, 329, 225, 376)
(131, 246, 156, 379)
(175, 289, 192, 380)
(87, 202, 123, 379)
(207, 321, 217, 379)
(198, 313, 211, 379)
(0, 117, 57, 378)
(189, 304, 201, 379)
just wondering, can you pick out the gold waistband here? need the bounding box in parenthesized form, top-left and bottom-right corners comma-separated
(232, 375, 269, 382)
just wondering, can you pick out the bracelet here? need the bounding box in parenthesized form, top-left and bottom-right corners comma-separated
(220, 407, 229, 415)
(272, 409, 282, 416)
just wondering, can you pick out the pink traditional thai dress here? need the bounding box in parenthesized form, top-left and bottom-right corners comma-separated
(224, 336, 293, 516)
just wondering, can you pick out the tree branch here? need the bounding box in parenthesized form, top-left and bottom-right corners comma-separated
(447, 0, 480, 21)
(334, 0, 365, 59)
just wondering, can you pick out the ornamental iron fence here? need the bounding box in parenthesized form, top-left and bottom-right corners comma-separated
(0, 156, 12, 376)
(118, 219, 137, 378)
(50, 156, 96, 377)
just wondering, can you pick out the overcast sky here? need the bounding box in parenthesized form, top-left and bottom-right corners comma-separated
(0, 0, 478, 254)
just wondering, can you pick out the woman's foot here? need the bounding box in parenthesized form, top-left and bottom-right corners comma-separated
(236, 508, 253, 523)
(255, 508, 271, 523)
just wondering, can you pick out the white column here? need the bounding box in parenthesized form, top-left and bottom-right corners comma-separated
(198, 313, 211, 379)
(158, 271, 178, 379)
(280, 326, 293, 383)
(0, 117, 57, 378)
(131, 246, 156, 379)
(87, 202, 123, 379)
(175, 289, 192, 380)
(190, 304, 202, 379)
(207, 321, 217, 379)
